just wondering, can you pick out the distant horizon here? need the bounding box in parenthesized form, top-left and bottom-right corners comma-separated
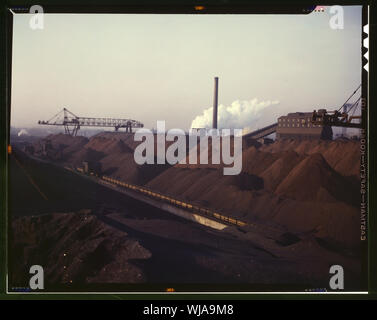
(10, 123, 360, 139)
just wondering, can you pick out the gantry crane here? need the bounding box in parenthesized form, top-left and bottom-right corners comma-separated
(311, 85, 363, 129)
(38, 108, 144, 136)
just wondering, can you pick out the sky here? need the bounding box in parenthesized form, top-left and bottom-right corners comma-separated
(11, 6, 362, 131)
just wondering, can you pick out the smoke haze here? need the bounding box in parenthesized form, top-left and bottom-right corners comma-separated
(191, 99, 280, 129)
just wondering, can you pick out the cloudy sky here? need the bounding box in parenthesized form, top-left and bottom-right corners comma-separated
(11, 6, 362, 131)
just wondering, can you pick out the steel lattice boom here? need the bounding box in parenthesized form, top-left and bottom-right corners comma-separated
(38, 108, 144, 136)
(311, 85, 363, 129)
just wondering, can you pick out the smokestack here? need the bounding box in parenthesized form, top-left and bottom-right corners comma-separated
(213, 77, 219, 129)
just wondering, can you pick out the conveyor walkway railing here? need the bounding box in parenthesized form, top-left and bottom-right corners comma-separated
(243, 123, 278, 140)
(101, 175, 247, 227)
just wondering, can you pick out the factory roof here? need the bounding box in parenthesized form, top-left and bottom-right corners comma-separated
(282, 112, 313, 117)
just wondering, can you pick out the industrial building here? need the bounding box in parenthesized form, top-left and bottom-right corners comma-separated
(276, 112, 333, 140)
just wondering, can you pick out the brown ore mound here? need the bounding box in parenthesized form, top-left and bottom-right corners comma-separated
(147, 140, 360, 249)
(28, 134, 361, 249)
(275, 153, 357, 205)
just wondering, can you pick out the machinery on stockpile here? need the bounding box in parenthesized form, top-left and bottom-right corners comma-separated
(244, 85, 363, 142)
(274, 85, 363, 140)
(38, 108, 144, 136)
(311, 84, 363, 129)
(74, 161, 102, 177)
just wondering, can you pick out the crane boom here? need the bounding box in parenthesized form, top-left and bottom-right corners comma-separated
(311, 85, 363, 129)
(38, 108, 144, 136)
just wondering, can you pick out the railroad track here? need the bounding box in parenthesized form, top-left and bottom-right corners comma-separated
(101, 175, 247, 228)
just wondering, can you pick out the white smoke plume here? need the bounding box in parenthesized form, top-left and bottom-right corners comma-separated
(191, 98, 280, 129)
(17, 129, 30, 137)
